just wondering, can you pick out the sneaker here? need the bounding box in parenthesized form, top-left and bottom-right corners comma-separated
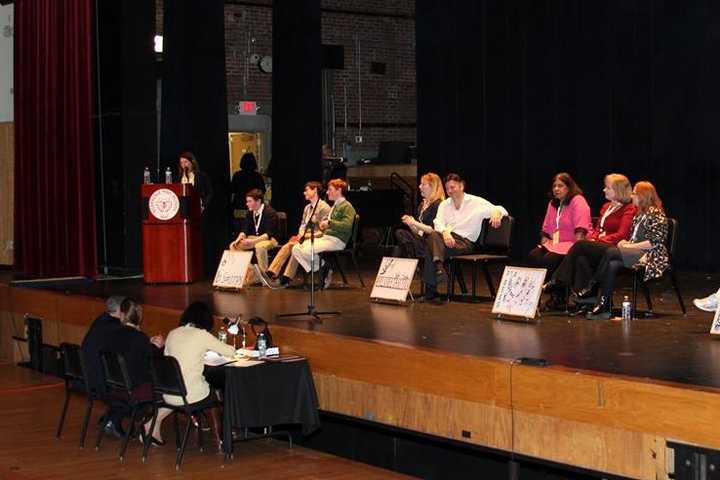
(324, 269, 333, 289)
(693, 289, 720, 312)
(254, 265, 274, 288)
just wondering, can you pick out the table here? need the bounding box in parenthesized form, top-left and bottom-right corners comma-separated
(205, 358, 320, 458)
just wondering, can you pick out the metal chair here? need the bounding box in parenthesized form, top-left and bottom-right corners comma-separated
(56, 343, 96, 448)
(143, 355, 219, 470)
(96, 350, 153, 463)
(626, 217, 686, 317)
(319, 214, 365, 288)
(448, 217, 515, 301)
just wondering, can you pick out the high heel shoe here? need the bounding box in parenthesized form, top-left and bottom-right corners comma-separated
(542, 279, 559, 292)
(139, 428, 166, 447)
(586, 296, 611, 320)
(574, 281, 597, 299)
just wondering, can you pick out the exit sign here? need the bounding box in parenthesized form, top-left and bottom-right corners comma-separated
(239, 101, 257, 115)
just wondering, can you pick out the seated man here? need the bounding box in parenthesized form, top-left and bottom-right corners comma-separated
(264, 181, 331, 287)
(81, 296, 125, 396)
(229, 188, 279, 279)
(292, 178, 356, 275)
(423, 173, 508, 301)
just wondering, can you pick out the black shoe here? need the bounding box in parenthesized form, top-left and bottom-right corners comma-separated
(542, 279, 558, 292)
(104, 420, 126, 439)
(574, 281, 597, 299)
(587, 296, 611, 320)
(540, 296, 567, 313)
(434, 262, 448, 284)
(421, 288, 442, 303)
(265, 270, 277, 281)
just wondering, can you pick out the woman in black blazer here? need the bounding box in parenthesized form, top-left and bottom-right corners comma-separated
(178, 151, 213, 211)
(393, 172, 445, 258)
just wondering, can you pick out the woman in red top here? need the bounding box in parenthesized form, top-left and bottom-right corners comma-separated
(546, 174, 637, 303)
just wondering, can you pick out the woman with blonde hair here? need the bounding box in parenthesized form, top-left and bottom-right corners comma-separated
(544, 173, 637, 309)
(394, 172, 445, 258)
(584, 181, 669, 319)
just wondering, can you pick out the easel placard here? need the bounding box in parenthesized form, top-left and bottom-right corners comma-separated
(370, 257, 418, 304)
(492, 266, 547, 320)
(710, 306, 720, 336)
(213, 250, 253, 290)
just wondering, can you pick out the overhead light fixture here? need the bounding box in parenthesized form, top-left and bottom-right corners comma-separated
(153, 35, 163, 53)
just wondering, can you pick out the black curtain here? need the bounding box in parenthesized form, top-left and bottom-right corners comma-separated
(272, 0, 322, 231)
(161, 0, 229, 276)
(95, 0, 156, 273)
(416, 0, 720, 270)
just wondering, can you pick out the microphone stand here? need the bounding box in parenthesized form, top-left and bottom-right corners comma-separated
(276, 199, 340, 322)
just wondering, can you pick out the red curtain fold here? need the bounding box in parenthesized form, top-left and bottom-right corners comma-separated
(14, 0, 97, 278)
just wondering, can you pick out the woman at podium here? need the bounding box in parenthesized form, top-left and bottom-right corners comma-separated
(178, 151, 213, 211)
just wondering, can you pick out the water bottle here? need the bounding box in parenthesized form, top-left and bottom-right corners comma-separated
(143, 166, 151, 184)
(218, 325, 227, 344)
(165, 166, 173, 184)
(621, 296, 632, 322)
(257, 332, 267, 358)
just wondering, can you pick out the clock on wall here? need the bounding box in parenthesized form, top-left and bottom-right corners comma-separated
(259, 56, 272, 73)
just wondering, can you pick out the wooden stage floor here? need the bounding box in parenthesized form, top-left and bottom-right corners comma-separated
(0, 365, 411, 480)
(2, 268, 720, 479)
(5, 269, 719, 389)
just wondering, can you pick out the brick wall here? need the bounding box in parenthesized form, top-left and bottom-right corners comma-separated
(155, 0, 416, 154)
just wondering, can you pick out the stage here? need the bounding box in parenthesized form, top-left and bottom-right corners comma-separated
(1, 267, 720, 479)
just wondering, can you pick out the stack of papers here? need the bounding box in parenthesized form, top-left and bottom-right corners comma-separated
(203, 350, 235, 367)
(236, 347, 280, 358)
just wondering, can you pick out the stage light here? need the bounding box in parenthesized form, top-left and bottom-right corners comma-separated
(153, 35, 163, 53)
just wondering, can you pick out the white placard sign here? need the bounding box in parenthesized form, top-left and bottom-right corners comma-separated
(711, 307, 720, 335)
(492, 266, 547, 319)
(212, 250, 253, 290)
(370, 257, 418, 304)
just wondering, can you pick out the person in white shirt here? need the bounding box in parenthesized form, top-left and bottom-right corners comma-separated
(422, 173, 508, 301)
(143, 301, 235, 449)
(264, 181, 331, 287)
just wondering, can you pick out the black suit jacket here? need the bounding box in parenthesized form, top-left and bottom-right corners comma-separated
(80, 313, 122, 395)
(106, 326, 159, 387)
(240, 204, 278, 239)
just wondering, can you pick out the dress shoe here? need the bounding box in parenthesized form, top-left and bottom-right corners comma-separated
(420, 288, 442, 303)
(574, 281, 597, 300)
(139, 429, 165, 447)
(434, 262, 448, 284)
(104, 420, 126, 439)
(540, 295, 567, 313)
(586, 296, 611, 320)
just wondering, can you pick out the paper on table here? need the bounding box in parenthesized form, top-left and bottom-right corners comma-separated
(229, 357, 264, 367)
(203, 350, 235, 367)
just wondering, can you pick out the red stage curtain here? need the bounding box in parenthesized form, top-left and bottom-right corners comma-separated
(14, 0, 97, 278)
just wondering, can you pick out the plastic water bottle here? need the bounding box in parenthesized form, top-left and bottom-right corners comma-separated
(218, 325, 227, 344)
(257, 332, 267, 358)
(621, 296, 632, 322)
(165, 166, 173, 184)
(143, 167, 151, 184)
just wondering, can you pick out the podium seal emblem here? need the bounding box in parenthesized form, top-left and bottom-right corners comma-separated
(149, 188, 180, 220)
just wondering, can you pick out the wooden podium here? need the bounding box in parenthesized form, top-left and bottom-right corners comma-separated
(142, 183, 203, 283)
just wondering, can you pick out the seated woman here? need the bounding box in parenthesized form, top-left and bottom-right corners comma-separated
(394, 172, 445, 258)
(527, 173, 591, 310)
(143, 302, 235, 448)
(584, 181, 669, 319)
(546, 173, 637, 307)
